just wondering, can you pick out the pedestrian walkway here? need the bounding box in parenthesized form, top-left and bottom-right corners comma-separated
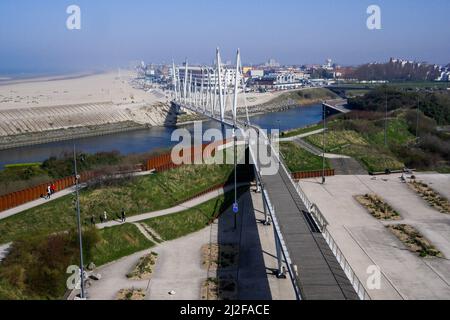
(0, 184, 86, 221)
(96, 183, 248, 229)
(279, 128, 325, 142)
(290, 137, 367, 175)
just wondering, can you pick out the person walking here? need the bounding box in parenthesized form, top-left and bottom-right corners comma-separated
(90, 215, 96, 225)
(121, 208, 126, 223)
(50, 183, 56, 195)
(46, 185, 51, 199)
(99, 214, 104, 223)
(103, 211, 108, 222)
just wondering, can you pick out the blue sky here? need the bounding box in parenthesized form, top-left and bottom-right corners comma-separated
(0, 0, 449, 73)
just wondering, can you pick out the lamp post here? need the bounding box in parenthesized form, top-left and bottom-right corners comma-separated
(233, 127, 238, 230)
(416, 96, 420, 141)
(73, 145, 85, 299)
(322, 102, 326, 184)
(384, 86, 388, 146)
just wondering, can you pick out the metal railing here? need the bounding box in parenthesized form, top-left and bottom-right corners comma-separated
(178, 103, 370, 300)
(260, 127, 371, 300)
(247, 136, 303, 300)
(322, 228, 371, 300)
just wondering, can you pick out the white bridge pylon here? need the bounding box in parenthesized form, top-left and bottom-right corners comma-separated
(171, 48, 247, 127)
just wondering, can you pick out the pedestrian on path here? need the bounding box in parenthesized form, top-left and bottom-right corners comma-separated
(103, 211, 108, 222)
(99, 213, 104, 223)
(121, 208, 126, 223)
(90, 215, 96, 225)
(46, 185, 51, 199)
(50, 183, 56, 195)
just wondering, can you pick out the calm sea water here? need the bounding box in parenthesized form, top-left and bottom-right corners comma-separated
(0, 104, 322, 168)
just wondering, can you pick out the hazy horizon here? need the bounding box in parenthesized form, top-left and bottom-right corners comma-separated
(1, 0, 449, 74)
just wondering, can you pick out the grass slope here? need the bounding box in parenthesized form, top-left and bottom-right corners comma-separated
(92, 224, 154, 266)
(0, 164, 233, 244)
(280, 142, 330, 172)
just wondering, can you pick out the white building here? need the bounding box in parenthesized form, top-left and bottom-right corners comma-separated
(176, 66, 239, 89)
(250, 69, 264, 79)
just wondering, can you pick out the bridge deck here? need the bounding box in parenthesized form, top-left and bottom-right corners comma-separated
(262, 168, 358, 300)
(175, 101, 359, 299)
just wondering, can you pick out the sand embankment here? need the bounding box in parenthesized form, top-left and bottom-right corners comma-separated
(0, 71, 177, 149)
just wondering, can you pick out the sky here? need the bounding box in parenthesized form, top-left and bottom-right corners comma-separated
(0, 0, 449, 74)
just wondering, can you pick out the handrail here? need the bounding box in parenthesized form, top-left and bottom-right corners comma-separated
(176, 102, 370, 300)
(245, 122, 370, 300)
(246, 135, 303, 300)
(322, 228, 371, 300)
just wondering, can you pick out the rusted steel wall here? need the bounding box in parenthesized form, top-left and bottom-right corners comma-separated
(0, 176, 74, 212)
(1, 139, 231, 213)
(146, 139, 229, 172)
(291, 169, 335, 180)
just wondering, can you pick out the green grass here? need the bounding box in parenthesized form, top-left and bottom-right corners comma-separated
(281, 124, 323, 138)
(92, 224, 154, 266)
(369, 118, 416, 146)
(0, 224, 153, 300)
(344, 145, 404, 173)
(267, 88, 338, 106)
(4, 163, 42, 169)
(280, 142, 330, 172)
(345, 90, 371, 97)
(305, 129, 404, 173)
(306, 129, 369, 152)
(333, 81, 450, 90)
(0, 188, 245, 300)
(143, 188, 244, 241)
(0, 164, 234, 244)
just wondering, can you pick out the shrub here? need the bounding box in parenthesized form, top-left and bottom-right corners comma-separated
(0, 227, 100, 299)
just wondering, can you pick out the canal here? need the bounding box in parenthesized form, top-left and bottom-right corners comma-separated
(0, 104, 323, 168)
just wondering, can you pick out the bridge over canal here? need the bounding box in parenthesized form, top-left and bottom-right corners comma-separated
(169, 49, 369, 300)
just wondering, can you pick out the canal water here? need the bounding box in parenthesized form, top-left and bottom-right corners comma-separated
(0, 104, 323, 168)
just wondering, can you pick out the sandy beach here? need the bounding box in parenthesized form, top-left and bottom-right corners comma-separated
(0, 70, 177, 149)
(0, 70, 167, 108)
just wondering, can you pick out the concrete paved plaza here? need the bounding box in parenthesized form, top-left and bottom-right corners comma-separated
(87, 189, 294, 300)
(299, 173, 450, 300)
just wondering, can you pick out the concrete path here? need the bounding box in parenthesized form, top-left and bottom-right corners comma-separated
(0, 184, 85, 221)
(291, 137, 352, 159)
(87, 188, 276, 300)
(250, 190, 297, 299)
(87, 227, 212, 300)
(96, 183, 247, 229)
(279, 128, 325, 141)
(329, 158, 367, 175)
(299, 173, 450, 299)
(288, 137, 367, 175)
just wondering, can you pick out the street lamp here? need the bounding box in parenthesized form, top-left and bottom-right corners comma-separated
(73, 145, 85, 299)
(416, 96, 420, 141)
(384, 86, 388, 146)
(233, 127, 238, 230)
(322, 102, 326, 184)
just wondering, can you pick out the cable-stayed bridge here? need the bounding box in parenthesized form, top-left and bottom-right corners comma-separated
(170, 48, 368, 300)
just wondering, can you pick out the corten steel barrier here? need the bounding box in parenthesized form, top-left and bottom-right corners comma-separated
(291, 169, 335, 180)
(0, 169, 136, 213)
(146, 139, 230, 172)
(0, 175, 75, 212)
(1, 140, 232, 213)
